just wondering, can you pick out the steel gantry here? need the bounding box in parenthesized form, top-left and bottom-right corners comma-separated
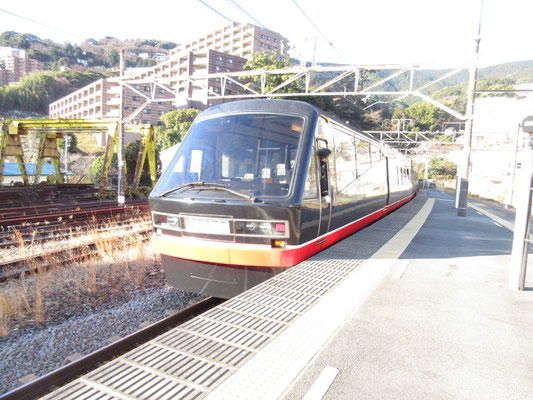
(121, 62, 474, 122)
(0, 119, 156, 190)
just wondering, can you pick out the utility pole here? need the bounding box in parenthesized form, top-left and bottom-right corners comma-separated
(312, 37, 317, 67)
(117, 50, 126, 206)
(504, 125, 521, 209)
(509, 116, 533, 290)
(64, 135, 71, 183)
(456, 0, 483, 216)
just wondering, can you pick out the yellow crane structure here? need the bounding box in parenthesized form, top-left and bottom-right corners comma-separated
(0, 118, 156, 192)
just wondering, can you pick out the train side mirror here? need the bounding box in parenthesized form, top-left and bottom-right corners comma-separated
(521, 115, 533, 134)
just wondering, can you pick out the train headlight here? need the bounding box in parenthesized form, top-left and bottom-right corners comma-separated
(234, 220, 288, 237)
(152, 212, 180, 229)
(259, 222, 273, 235)
(245, 221, 258, 231)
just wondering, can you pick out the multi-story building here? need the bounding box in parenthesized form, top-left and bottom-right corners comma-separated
(0, 47, 44, 85)
(49, 48, 247, 124)
(48, 77, 176, 123)
(49, 22, 287, 130)
(170, 49, 248, 109)
(171, 22, 289, 61)
(0, 63, 8, 86)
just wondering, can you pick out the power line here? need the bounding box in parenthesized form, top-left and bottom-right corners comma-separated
(226, 0, 266, 28)
(197, 0, 300, 60)
(197, 0, 263, 43)
(197, 0, 233, 25)
(223, 0, 303, 59)
(0, 8, 86, 41)
(289, 0, 348, 63)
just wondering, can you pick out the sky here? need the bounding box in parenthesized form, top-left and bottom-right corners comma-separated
(1, 0, 532, 68)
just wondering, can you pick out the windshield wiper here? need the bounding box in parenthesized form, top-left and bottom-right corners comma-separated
(160, 181, 259, 203)
(160, 182, 229, 198)
(197, 186, 260, 203)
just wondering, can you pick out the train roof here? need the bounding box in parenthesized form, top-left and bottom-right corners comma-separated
(195, 99, 401, 157)
(195, 99, 319, 122)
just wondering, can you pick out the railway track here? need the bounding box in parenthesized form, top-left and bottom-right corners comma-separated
(0, 188, 151, 277)
(0, 215, 149, 248)
(0, 297, 224, 400)
(0, 221, 153, 281)
(0, 200, 149, 229)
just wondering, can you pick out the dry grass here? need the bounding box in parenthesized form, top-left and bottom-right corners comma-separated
(0, 216, 161, 337)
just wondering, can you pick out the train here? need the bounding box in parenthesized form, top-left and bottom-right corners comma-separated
(149, 99, 418, 298)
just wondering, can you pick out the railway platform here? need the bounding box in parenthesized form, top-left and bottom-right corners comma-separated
(284, 189, 533, 400)
(42, 188, 533, 400)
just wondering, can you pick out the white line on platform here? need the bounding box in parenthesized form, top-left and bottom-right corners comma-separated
(470, 203, 514, 232)
(205, 198, 435, 400)
(392, 259, 411, 279)
(302, 366, 339, 400)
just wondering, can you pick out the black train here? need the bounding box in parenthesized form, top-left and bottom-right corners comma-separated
(149, 99, 417, 298)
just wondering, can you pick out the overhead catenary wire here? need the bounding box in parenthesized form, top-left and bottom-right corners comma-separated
(0, 8, 86, 42)
(197, 0, 266, 46)
(226, 0, 267, 29)
(227, 0, 304, 59)
(289, 0, 348, 64)
(197, 0, 304, 60)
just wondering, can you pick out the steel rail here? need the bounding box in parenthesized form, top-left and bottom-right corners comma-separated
(0, 225, 152, 281)
(0, 218, 150, 248)
(0, 297, 224, 400)
(0, 203, 148, 227)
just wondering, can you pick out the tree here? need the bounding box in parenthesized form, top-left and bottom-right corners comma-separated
(57, 134, 79, 153)
(89, 153, 111, 184)
(157, 109, 201, 151)
(47, 47, 63, 62)
(0, 70, 105, 113)
(136, 58, 156, 68)
(156, 42, 177, 50)
(28, 49, 50, 63)
(428, 157, 457, 179)
(243, 50, 294, 93)
(107, 50, 119, 68)
(404, 102, 447, 131)
(89, 140, 160, 187)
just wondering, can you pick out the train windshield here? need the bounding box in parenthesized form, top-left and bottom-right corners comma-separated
(153, 113, 304, 199)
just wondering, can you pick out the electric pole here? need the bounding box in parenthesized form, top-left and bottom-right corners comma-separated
(64, 135, 71, 183)
(117, 50, 126, 206)
(456, 0, 483, 216)
(509, 116, 533, 290)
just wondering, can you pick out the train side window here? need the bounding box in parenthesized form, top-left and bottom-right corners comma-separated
(356, 139, 371, 176)
(333, 127, 357, 194)
(303, 147, 318, 200)
(172, 155, 184, 173)
(371, 145, 381, 164)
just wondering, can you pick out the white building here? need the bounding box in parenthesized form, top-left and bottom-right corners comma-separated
(448, 92, 533, 206)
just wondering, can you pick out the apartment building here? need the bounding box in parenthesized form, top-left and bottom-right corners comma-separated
(50, 49, 247, 123)
(49, 22, 286, 129)
(49, 77, 177, 123)
(0, 47, 44, 85)
(0, 64, 8, 86)
(171, 22, 289, 61)
(172, 49, 248, 109)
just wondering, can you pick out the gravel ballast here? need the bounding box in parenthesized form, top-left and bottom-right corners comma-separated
(0, 284, 204, 395)
(0, 236, 205, 396)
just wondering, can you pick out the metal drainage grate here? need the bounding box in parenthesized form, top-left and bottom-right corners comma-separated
(43, 195, 427, 400)
(203, 307, 287, 337)
(124, 343, 230, 390)
(86, 359, 204, 400)
(155, 329, 253, 368)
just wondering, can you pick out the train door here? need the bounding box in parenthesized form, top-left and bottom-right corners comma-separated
(316, 138, 332, 236)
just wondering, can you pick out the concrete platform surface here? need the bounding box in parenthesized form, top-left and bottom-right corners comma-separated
(284, 189, 533, 400)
